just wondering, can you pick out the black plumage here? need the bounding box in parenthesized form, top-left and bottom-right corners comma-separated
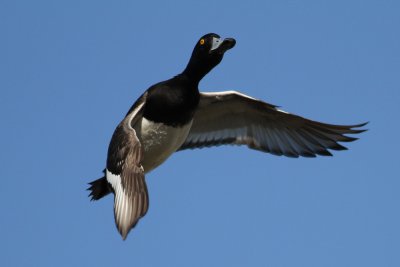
(88, 33, 367, 240)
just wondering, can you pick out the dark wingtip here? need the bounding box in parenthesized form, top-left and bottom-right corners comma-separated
(358, 121, 369, 127)
(349, 129, 368, 134)
(349, 122, 369, 133)
(330, 143, 348, 151)
(317, 150, 333, 157)
(300, 152, 317, 158)
(340, 136, 359, 142)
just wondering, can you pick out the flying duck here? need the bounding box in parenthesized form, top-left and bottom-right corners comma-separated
(88, 33, 367, 240)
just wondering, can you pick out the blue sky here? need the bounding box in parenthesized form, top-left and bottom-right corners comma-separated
(1, 0, 399, 266)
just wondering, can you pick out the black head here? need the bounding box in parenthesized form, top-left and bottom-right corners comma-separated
(182, 33, 236, 82)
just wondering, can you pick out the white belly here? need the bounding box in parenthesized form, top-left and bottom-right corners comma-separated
(135, 118, 192, 173)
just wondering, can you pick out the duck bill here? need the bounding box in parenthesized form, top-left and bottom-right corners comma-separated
(210, 37, 236, 54)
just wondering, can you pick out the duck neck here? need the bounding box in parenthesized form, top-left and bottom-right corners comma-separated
(181, 59, 214, 84)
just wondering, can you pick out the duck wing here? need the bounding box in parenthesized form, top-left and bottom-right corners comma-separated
(179, 91, 367, 157)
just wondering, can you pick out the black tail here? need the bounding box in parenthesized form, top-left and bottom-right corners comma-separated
(88, 170, 112, 201)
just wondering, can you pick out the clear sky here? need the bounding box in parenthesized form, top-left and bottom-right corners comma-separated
(1, 0, 399, 266)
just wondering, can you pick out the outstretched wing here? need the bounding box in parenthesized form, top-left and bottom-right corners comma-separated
(179, 91, 367, 157)
(106, 100, 149, 239)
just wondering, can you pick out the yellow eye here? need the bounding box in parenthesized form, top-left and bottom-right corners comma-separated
(199, 39, 205, 45)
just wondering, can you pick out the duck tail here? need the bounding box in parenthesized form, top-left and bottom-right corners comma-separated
(88, 170, 112, 200)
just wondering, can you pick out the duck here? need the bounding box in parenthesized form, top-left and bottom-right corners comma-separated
(88, 33, 367, 240)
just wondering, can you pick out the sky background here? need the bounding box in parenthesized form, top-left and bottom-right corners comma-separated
(1, 0, 399, 266)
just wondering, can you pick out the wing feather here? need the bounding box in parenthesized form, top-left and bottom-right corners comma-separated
(106, 99, 149, 239)
(179, 91, 367, 157)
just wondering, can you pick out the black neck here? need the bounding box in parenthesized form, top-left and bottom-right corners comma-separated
(182, 56, 221, 83)
(181, 62, 207, 83)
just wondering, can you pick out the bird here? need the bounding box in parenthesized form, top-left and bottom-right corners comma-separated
(88, 33, 367, 240)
